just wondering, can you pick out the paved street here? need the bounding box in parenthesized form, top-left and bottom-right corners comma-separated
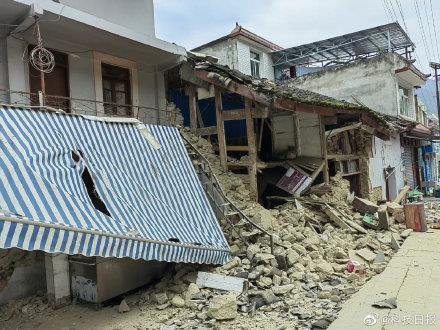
(330, 230, 440, 329)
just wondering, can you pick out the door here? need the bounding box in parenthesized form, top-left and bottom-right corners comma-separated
(29, 47, 70, 111)
(403, 146, 416, 188)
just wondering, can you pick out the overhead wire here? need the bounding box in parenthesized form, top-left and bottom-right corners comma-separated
(428, 0, 440, 61)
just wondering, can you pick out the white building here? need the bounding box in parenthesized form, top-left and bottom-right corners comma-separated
(0, 0, 187, 306)
(289, 53, 428, 200)
(192, 23, 282, 81)
(0, 0, 186, 123)
(271, 23, 432, 201)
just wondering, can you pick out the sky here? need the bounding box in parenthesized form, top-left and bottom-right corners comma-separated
(154, 0, 440, 113)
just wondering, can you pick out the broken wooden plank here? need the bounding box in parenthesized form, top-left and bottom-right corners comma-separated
(196, 271, 246, 293)
(188, 85, 198, 131)
(325, 122, 362, 139)
(323, 205, 352, 231)
(214, 86, 227, 171)
(245, 98, 258, 201)
(196, 126, 217, 136)
(337, 207, 368, 234)
(222, 107, 269, 121)
(394, 185, 410, 204)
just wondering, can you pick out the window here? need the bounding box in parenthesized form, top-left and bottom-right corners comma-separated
(102, 63, 131, 116)
(398, 86, 409, 116)
(250, 51, 260, 78)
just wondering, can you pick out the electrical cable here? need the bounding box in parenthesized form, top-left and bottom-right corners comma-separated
(29, 20, 55, 74)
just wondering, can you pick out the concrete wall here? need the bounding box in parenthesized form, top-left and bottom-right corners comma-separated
(236, 39, 275, 80)
(0, 249, 46, 304)
(292, 55, 401, 117)
(3, 37, 165, 123)
(196, 38, 275, 80)
(194, 39, 237, 69)
(369, 134, 404, 199)
(59, 0, 155, 37)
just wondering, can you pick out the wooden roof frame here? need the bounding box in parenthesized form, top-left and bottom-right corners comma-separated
(193, 69, 391, 140)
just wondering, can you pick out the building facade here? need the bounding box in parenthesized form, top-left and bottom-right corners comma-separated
(192, 23, 281, 81)
(0, 0, 186, 123)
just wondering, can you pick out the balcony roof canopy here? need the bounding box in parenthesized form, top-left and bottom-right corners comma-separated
(272, 22, 414, 68)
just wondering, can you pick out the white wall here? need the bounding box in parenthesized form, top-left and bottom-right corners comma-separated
(369, 135, 404, 199)
(59, 0, 155, 37)
(0, 33, 9, 103)
(196, 38, 275, 80)
(3, 37, 165, 123)
(293, 54, 401, 117)
(194, 40, 236, 69)
(236, 39, 275, 80)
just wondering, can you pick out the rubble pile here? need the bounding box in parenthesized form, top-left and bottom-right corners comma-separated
(0, 294, 48, 322)
(120, 130, 411, 328)
(0, 249, 39, 291)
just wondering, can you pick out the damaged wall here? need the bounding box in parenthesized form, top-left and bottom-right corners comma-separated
(0, 249, 46, 304)
(369, 135, 404, 200)
(296, 112, 322, 158)
(291, 53, 412, 200)
(291, 53, 408, 118)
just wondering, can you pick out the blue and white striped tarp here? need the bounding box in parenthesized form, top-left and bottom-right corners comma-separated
(0, 107, 231, 264)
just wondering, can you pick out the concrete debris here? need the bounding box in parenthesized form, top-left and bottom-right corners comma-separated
(400, 228, 413, 238)
(372, 297, 397, 309)
(356, 248, 377, 263)
(170, 295, 185, 308)
(118, 299, 130, 313)
(352, 197, 379, 214)
(2, 131, 416, 329)
(207, 293, 238, 320)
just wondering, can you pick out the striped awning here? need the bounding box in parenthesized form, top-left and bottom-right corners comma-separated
(0, 107, 230, 264)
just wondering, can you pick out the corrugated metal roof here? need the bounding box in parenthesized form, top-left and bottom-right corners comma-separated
(272, 23, 414, 67)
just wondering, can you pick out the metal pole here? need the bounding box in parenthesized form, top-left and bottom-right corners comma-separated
(435, 67, 440, 121)
(430, 62, 440, 121)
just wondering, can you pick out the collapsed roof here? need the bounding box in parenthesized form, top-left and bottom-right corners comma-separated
(186, 54, 391, 139)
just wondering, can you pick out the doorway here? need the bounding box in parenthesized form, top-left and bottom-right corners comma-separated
(29, 47, 70, 111)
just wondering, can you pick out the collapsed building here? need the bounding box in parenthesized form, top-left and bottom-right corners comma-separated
(169, 53, 391, 207)
(272, 23, 439, 200)
(0, 3, 433, 329)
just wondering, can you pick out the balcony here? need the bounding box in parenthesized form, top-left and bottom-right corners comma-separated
(0, 88, 180, 126)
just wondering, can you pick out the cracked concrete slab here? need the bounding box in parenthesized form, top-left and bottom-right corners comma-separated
(330, 231, 440, 329)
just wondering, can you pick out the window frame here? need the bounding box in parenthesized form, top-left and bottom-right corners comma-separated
(250, 50, 261, 78)
(101, 63, 132, 116)
(398, 86, 409, 116)
(93, 51, 139, 117)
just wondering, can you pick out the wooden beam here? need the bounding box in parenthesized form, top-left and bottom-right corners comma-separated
(193, 70, 270, 106)
(194, 69, 391, 140)
(319, 116, 330, 184)
(188, 85, 197, 131)
(361, 114, 391, 140)
(245, 98, 258, 201)
(196, 126, 217, 136)
(214, 86, 227, 171)
(325, 122, 362, 138)
(222, 107, 269, 121)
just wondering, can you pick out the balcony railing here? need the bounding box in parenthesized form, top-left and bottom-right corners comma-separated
(0, 89, 180, 126)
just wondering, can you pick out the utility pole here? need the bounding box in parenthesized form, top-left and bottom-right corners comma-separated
(430, 62, 440, 121)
